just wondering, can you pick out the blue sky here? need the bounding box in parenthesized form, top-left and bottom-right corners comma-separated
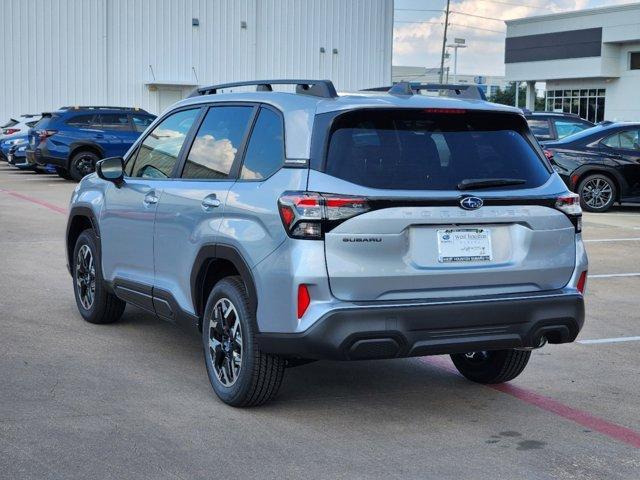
(393, 0, 635, 75)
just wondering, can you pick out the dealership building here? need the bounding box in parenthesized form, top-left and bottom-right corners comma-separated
(505, 3, 640, 122)
(0, 0, 392, 121)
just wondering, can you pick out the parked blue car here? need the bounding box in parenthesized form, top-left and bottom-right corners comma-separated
(26, 106, 155, 180)
(1, 134, 28, 161)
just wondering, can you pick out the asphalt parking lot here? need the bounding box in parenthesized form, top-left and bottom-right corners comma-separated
(1, 164, 639, 479)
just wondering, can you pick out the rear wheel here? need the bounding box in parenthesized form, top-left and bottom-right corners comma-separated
(55, 166, 73, 180)
(69, 150, 100, 182)
(578, 174, 616, 212)
(450, 349, 531, 384)
(72, 230, 126, 324)
(202, 276, 285, 407)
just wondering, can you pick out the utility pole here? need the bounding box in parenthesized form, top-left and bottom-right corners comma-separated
(439, 0, 452, 84)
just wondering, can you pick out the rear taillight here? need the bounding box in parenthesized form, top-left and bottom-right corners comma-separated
(576, 271, 587, 295)
(3, 128, 20, 135)
(555, 193, 582, 232)
(38, 129, 58, 141)
(278, 191, 370, 239)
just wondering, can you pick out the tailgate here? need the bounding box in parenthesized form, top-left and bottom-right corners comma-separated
(324, 205, 576, 301)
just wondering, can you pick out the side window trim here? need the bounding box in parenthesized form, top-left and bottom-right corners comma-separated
(175, 102, 259, 181)
(126, 106, 203, 180)
(236, 104, 287, 182)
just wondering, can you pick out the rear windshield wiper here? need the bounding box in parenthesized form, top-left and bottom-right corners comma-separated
(457, 178, 527, 190)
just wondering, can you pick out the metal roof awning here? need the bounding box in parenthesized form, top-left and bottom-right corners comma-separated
(145, 80, 199, 88)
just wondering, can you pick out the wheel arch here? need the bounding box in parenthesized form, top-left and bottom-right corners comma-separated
(191, 244, 258, 332)
(66, 207, 100, 274)
(68, 142, 104, 169)
(572, 167, 625, 202)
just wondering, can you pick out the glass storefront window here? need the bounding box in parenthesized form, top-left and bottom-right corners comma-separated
(589, 89, 596, 96)
(544, 88, 606, 122)
(597, 89, 606, 96)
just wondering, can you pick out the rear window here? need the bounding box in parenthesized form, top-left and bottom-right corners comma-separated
(34, 114, 58, 129)
(323, 109, 550, 191)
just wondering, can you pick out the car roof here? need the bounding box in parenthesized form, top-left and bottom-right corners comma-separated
(170, 90, 523, 159)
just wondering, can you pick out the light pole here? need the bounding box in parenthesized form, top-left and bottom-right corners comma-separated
(446, 38, 466, 84)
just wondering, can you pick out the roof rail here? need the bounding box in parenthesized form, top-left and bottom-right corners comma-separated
(189, 79, 338, 99)
(362, 82, 487, 101)
(59, 106, 149, 112)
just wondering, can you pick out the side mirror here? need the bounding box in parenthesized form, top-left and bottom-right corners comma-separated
(96, 157, 125, 185)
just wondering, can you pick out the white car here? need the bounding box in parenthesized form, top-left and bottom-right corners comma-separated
(0, 114, 42, 141)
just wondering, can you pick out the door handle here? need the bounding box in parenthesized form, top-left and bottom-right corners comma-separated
(201, 194, 221, 210)
(143, 191, 159, 205)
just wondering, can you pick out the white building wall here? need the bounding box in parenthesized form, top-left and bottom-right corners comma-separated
(0, 0, 392, 121)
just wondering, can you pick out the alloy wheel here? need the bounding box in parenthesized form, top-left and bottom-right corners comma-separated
(464, 351, 490, 363)
(75, 244, 96, 310)
(581, 177, 613, 209)
(208, 298, 243, 387)
(75, 154, 96, 177)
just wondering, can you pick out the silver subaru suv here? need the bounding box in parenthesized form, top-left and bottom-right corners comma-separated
(66, 80, 588, 406)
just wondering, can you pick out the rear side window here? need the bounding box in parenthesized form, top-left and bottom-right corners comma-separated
(323, 109, 550, 191)
(1, 119, 19, 128)
(182, 106, 254, 180)
(527, 119, 551, 138)
(603, 130, 640, 150)
(66, 114, 96, 128)
(240, 108, 284, 180)
(129, 108, 199, 179)
(99, 113, 130, 131)
(131, 114, 155, 132)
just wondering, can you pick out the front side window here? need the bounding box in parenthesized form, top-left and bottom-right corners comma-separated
(324, 109, 550, 191)
(554, 120, 591, 139)
(129, 108, 199, 179)
(241, 108, 284, 180)
(603, 130, 640, 150)
(182, 106, 254, 180)
(99, 113, 130, 131)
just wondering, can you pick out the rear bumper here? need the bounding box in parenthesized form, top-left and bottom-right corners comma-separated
(29, 147, 65, 168)
(256, 291, 584, 360)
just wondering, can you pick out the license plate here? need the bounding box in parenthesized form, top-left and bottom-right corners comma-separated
(437, 228, 492, 263)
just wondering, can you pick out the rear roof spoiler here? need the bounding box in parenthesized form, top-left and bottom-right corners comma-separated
(362, 82, 487, 101)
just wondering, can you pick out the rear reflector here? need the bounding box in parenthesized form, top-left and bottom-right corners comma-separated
(577, 271, 587, 294)
(297, 284, 311, 319)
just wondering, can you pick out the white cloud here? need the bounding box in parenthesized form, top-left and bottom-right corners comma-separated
(393, 0, 599, 75)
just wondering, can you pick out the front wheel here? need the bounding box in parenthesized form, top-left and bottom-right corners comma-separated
(69, 151, 100, 182)
(578, 174, 616, 212)
(450, 349, 531, 384)
(72, 230, 126, 324)
(202, 276, 285, 407)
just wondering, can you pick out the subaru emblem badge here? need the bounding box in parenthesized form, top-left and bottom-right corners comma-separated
(460, 196, 483, 210)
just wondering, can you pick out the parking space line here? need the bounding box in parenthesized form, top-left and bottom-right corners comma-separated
(578, 336, 640, 345)
(424, 356, 640, 449)
(584, 238, 640, 243)
(0, 188, 67, 215)
(589, 273, 640, 278)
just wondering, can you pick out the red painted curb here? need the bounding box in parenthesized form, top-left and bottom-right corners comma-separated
(0, 188, 68, 215)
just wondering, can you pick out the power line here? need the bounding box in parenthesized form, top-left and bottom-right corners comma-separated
(473, 0, 555, 11)
(394, 20, 505, 35)
(450, 11, 506, 22)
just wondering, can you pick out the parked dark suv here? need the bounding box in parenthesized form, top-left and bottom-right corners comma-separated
(525, 112, 594, 142)
(26, 106, 155, 181)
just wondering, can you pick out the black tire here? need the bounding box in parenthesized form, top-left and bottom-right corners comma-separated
(202, 276, 285, 407)
(72, 229, 126, 324)
(577, 174, 617, 213)
(450, 349, 531, 384)
(55, 167, 73, 180)
(69, 150, 100, 182)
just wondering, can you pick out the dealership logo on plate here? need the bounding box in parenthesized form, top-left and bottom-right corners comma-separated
(459, 196, 483, 210)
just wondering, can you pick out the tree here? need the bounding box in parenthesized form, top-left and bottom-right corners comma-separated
(489, 83, 547, 111)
